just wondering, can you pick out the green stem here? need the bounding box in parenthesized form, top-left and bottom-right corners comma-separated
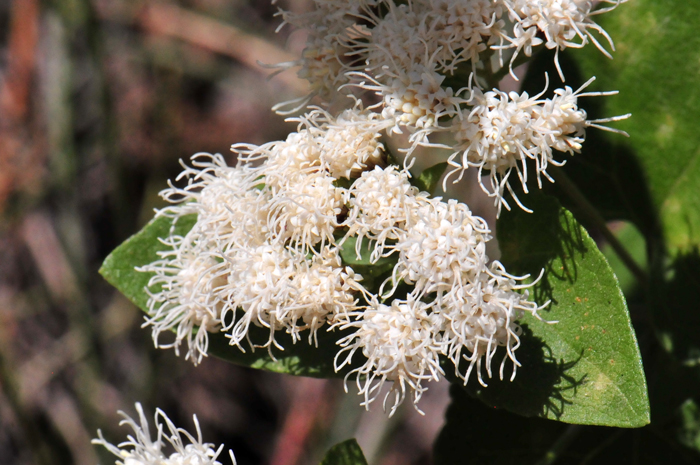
(550, 167, 648, 285)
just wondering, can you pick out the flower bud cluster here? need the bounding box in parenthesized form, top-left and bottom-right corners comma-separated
(138, 0, 628, 414)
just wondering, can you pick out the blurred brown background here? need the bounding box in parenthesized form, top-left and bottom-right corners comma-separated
(0, 1, 449, 464)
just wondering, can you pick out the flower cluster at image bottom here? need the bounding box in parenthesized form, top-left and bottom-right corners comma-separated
(93, 403, 236, 465)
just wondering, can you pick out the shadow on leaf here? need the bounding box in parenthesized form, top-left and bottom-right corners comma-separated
(448, 324, 585, 421)
(207, 313, 366, 379)
(522, 49, 664, 268)
(434, 382, 568, 465)
(498, 192, 587, 310)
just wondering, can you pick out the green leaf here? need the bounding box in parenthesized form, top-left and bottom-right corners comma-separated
(600, 222, 647, 296)
(411, 162, 448, 195)
(338, 235, 397, 285)
(99, 214, 198, 311)
(573, 0, 700, 256)
(338, 235, 392, 267)
(99, 215, 362, 378)
(454, 193, 649, 427)
(319, 439, 368, 465)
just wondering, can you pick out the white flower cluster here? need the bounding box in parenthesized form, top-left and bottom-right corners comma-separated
(139, 0, 628, 414)
(141, 134, 544, 413)
(336, 187, 543, 413)
(92, 403, 236, 465)
(276, 0, 629, 212)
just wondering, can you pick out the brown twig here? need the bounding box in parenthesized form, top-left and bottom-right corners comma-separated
(140, 4, 307, 93)
(21, 212, 80, 305)
(0, 0, 39, 121)
(0, 0, 42, 211)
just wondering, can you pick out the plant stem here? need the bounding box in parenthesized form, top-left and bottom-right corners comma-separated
(550, 167, 648, 284)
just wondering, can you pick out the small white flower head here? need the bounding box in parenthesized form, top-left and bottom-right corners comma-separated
(240, 132, 321, 190)
(442, 261, 546, 387)
(272, 2, 368, 113)
(446, 76, 629, 215)
(533, 77, 631, 154)
(254, 107, 387, 185)
(345, 165, 423, 262)
(267, 170, 344, 250)
(426, 0, 506, 73)
(364, 2, 432, 73)
(309, 107, 388, 179)
(159, 154, 257, 213)
(501, 0, 626, 79)
(335, 297, 445, 416)
(139, 236, 229, 366)
(285, 246, 362, 345)
(380, 63, 462, 131)
(533, 83, 589, 154)
(393, 198, 491, 305)
(159, 154, 270, 249)
(297, 34, 352, 103)
(92, 403, 236, 465)
(447, 84, 544, 214)
(223, 242, 298, 351)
